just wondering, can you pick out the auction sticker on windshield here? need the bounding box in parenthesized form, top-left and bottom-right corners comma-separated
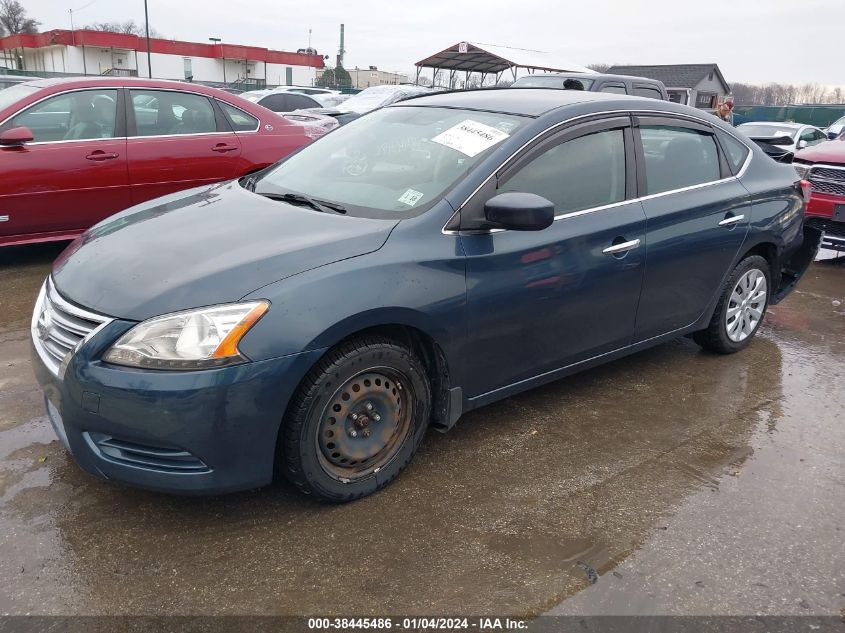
(431, 119, 510, 157)
(398, 189, 425, 206)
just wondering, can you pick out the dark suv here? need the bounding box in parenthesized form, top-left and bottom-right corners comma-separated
(511, 72, 668, 100)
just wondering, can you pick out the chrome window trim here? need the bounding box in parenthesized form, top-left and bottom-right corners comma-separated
(4, 136, 129, 147)
(441, 108, 754, 236)
(128, 130, 237, 140)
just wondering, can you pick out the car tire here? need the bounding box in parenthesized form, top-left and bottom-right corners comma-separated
(693, 255, 771, 354)
(280, 336, 431, 502)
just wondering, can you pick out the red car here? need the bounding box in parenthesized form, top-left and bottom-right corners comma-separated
(793, 139, 845, 251)
(0, 77, 322, 247)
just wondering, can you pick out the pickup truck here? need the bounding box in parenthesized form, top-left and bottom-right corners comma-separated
(793, 140, 845, 251)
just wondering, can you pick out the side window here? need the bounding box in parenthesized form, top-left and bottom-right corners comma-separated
(801, 128, 825, 146)
(633, 86, 663, 100)
(600, 84, 627, 95)
(640, 125, 721, 194)
(286, 94, 320, 110)
(130, 89, 217, 137)
(219, 102, 258, 131)
(258, 94, 289, 112)
(500, 129, 626, 215)
(715, 129, 750, 175)
(4, 89, 118, 142)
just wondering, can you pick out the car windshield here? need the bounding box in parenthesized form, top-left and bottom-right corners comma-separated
(253, 105, 526, 217)
(512, 75, 595, 90)
(0, 84, 39, 112)
(739, 124, 798, 139)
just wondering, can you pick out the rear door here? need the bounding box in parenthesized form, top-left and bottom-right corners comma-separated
(126, 88, 245, 204)
(633, 116, 751, 341)
(0, 88, 129, 241)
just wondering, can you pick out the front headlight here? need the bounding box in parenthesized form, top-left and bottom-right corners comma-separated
(793, 162, 811, 180)
(102, 301, 269, 370)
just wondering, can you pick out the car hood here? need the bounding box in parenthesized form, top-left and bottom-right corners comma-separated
(794, 139, 845, 163)
(52, 182, 399, 321)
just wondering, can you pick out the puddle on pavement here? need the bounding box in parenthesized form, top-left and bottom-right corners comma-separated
(0, 245, 842, 615)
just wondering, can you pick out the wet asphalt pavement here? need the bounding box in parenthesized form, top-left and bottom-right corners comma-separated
(0, 243, 843, 617)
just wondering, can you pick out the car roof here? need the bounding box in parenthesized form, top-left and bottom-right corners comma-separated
(516, 72, 663, 85)
(395, 87, 669, 117)
(739, 121, 803, 129)
(19, 76, 231, 94)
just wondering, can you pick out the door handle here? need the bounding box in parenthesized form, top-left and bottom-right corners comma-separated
(718, 214, 745, 226)
(603, 238, 641, 255)
(85, 151, 119, 161)
(211, 144, 238, 153)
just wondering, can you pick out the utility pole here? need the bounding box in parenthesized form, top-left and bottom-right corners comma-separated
(143, 0, 152, 77)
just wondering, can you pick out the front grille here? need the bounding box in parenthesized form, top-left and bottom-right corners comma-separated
(806, 217, 845, 239)
(31, 277, 111, 376)
(808, 164, 845, 197)
(86, 432, 210, 473)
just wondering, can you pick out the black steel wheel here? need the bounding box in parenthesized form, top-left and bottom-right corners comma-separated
(280, 337, 431, 502)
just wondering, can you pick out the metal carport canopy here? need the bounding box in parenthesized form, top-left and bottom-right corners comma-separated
(415, 41, 595, 76)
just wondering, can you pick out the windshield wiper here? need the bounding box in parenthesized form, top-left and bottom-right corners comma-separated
(257, 192, 347, 214)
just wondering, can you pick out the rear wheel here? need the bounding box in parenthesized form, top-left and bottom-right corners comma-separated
(280, 337, 431, 502)
(693, 255, 770, 354)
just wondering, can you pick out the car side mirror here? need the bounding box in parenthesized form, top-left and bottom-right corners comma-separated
(484, 192, 554, 231)
(797, 140, 808, 150)
(827, 131, 839, 140)
(0, 126, 34, 146)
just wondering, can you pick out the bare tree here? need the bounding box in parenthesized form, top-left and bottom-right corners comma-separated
(0, 0, 40, 35)
(587, 63, 611, 73)
(732, 81, 844, 105)
(84, 20, 161, 38)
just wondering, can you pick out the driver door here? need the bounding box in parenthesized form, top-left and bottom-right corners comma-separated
(459, 117, 646, 397)
(0, 88, 129, 242)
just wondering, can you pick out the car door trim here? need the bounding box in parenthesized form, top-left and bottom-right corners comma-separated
(602, 238, 641, 254)
(442, 108, 753, 236)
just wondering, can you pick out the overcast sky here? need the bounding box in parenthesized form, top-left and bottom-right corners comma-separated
(22, 0, 844, 86)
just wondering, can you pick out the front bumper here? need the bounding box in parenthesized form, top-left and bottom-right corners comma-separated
(32, 319, 325, 495)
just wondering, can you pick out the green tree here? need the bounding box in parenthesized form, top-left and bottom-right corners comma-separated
(316, 68, 335, 88)
(0, 0, 40, 35)
(316, 65, 352, 89)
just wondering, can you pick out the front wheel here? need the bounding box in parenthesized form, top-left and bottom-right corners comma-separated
(280, 337, 431, 502)
(693, 255, 770, 354)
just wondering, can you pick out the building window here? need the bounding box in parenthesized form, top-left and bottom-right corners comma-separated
(695, 92, 717, 109)
(183, 57, 192, 80)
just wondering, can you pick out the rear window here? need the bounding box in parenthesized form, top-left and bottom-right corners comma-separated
(633, 86, 663, 100)
(715, 129, 750, 174)
(220, 102, 258, 131)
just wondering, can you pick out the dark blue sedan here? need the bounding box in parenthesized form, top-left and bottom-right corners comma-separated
(31, 89, 820, 501)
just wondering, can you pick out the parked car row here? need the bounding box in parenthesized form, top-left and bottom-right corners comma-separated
(0, 77, 326, 246)
(732, 119, 845, 252)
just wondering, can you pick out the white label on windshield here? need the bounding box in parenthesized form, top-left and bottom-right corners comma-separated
(431, 119, 510, 157)
(398, 189, 425, 206)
